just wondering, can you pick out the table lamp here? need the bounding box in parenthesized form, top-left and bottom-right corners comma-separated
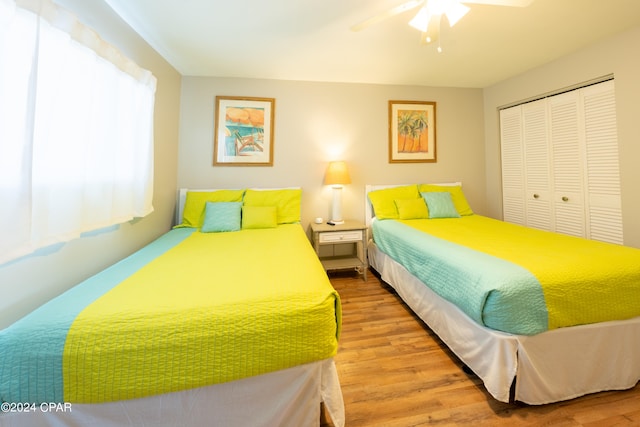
(324, 161, 351, 225)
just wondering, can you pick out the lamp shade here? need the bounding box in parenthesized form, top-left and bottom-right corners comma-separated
(324, 161, 351, 186)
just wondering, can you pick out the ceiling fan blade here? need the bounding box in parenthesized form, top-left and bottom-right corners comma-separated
(351, 0, 425, 32)
(462, 0, 534, 6)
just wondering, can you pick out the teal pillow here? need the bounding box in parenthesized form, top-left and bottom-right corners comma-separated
(201, 202, 242, 232)
(177, 190, 245, 228)
(421, 192, 461, 219)
(418, 184, 474, 216)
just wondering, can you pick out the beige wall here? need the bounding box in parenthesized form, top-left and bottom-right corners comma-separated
(483, 25, 640, 248)
(0, 0, 182, 328)
(178, 78, 486, 232)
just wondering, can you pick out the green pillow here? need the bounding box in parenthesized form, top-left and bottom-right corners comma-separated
(179, 190, 245, 228)
(243, 189, 301, 224)
(368, 185, 420, 220)
(201, 202, 242, 233)
(418, 184, 474, 216)
(421, 192, 461, 219)
(395, 198, 429, 220)
(242, 206, 278, 229)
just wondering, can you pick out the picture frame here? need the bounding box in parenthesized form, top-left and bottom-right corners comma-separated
(388, 100, 437, 163)
(213, 96, 275, 166)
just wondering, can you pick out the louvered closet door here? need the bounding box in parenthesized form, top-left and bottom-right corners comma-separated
(499, 79, 623, 244)
(548, 90, 586, 238)
(582, 81, 623, 244)
(500, 106, 525, 224)
(522, 100, 553, 230)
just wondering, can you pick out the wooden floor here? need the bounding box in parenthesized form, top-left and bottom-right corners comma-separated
(321, 269, 640, 427)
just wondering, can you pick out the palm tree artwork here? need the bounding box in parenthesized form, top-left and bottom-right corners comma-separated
(397, 109, 430, 153)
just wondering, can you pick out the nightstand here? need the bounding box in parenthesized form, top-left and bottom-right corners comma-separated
(311, 220, 368, 280)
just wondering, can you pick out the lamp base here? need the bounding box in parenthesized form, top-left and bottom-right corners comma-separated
(331, 186, 345, 227)
(329, 220, 345, 225)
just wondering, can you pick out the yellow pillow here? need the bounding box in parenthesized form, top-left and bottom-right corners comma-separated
(178, 190, 245, 228)
(418, 184, 474, 216)
(243, 189, 301, 224)
(242, 206, 277, 229)
(395, 198, 429, 220)
(368, 185, 420, 219)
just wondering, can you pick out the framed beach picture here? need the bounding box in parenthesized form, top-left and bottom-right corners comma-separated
(388, 100, 437, 163)
(213, 96, 275, 166)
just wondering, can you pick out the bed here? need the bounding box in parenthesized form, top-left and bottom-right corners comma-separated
(0, 187, 344, 427)
(365, 183, 640, 405)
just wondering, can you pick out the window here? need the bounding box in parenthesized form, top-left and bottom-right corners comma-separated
(0, 0, 157, 264)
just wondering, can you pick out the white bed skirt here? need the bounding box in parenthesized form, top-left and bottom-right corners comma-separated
(368, 242, 640, 405)
(0, 358, 344, 427)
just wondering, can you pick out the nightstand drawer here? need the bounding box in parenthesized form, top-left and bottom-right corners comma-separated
(319, 230, 363, 243)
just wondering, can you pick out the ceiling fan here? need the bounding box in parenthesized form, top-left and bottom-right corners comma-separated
(351, 0, 534, 45)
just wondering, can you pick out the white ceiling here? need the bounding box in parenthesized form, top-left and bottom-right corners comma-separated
(103, 0, 640, 88)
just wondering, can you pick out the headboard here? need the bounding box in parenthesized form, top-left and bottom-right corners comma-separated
(364, 182, 462, 228)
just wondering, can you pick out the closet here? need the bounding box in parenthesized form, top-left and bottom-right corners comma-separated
(499, 79, 623, 244)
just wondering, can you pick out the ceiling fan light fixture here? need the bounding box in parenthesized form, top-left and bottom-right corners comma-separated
(445, 2, 470, 27)
(408, 6, 432, 32)
(428, 0, 449, 15)
(353, 0, 535, 48)
(409, 0, 469, 34)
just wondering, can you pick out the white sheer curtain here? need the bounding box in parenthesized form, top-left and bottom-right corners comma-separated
(0, 0, 156, 265)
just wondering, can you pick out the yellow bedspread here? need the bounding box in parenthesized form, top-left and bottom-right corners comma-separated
(58, 224, 340, 403)
(399, 216, 640, 331)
